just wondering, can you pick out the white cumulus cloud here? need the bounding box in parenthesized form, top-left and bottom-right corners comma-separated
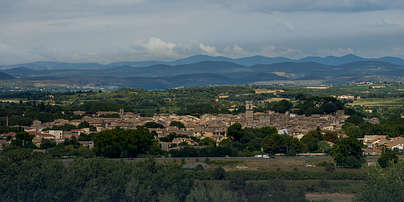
(199, 44, 219, 56)
(136, 37, 178, 58)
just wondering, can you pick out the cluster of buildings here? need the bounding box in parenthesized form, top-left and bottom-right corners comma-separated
(361, 135, 404, 155)
(0, 101, 351, 151)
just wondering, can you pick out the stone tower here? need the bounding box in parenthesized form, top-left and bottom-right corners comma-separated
(245, 101, 254, 127)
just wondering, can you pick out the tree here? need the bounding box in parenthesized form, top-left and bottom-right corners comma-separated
(94, 128, 159, 158)
(40, 139, 57, 149)
(262, 133, 303, 155)
(213, 167, 226, 180)
(346, 114, 365, 125)
(300, 130, 323, 152)
(78, 121, 90, 129)
(320, 102, 337, 114)
(343, 123, 363, 138)
(378, 149, 398, 168)
(227, 123, 243, 142)
(185, 183, 237, 202)
(270, 100, 293, 113)
(356, 161, 404, 201)
(331, 137, 364, 168)
(144, 122, 165, 129)
(324, 131, 338, 143)
(199, 137, 216, 147)
(170, 121, 185, 129)
(11, 132, 35, 148)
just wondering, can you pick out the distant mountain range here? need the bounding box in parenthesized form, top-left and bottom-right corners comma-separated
(0, 71, 14, 80)
(1, 54, 404, 71)
(2, 58, 404, 89)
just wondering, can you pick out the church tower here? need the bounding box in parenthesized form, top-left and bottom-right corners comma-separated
(245, 101, 254, 127)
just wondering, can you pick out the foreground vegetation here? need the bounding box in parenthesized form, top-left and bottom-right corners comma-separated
(1, 149, 403, 201)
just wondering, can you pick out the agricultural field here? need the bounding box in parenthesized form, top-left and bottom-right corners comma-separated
(350, 98, 404, 107)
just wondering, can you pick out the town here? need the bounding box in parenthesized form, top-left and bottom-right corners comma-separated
(2, 99, 403, 156)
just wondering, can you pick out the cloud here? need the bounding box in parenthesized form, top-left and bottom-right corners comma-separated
(259, 45, 302, 58)
(86, 0, 145, 6)
(126, 37, 181, 60)
(141, 37, 177, 56)
(223, 45, 250, 57)
(214, 0, 404, 13)
(316, 48, 356, 57)
(199, 44, 219, 56)
(0, 42, 9, 51)
(0, 0, 403, 64)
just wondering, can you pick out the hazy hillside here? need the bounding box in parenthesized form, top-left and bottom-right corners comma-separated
(0, 71, 15, 80)
(2, 54, 404, 71)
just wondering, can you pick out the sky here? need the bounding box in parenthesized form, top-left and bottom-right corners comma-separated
(0, 0, 403, 65)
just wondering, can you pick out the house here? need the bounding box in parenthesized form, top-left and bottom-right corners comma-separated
(363, 135, 388, 148)
(386, 137, 404, 151)
(278, 129, 289, 136)
(160, 142, 176, 152)
(337, 95, 355, 100)
(1, 132, 16, 139)
(48, 130, 63, 140)
(71, 129, 82, 137)
(42, 134, 55, 140)
(362, 148, 382, 156)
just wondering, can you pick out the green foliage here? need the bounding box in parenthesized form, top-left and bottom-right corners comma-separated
(213, 167, 226, 180)
(324, 131, 338, 143)
(317, 161, 336, 173)
(94, 128, 160, 158)
(270, 100, 293, 113)
(295, 96, 344, 116)
(78, 133, 94, 141)
(199, 137, 216, 147)
(343, 116, 404, 138)
(263, 134, 303, 155)
(40, 139, 56, 149)
(300, 129, 323, 152)
(346, 114, 365, 125)
(227, 123, 243, 141)
(0, 149, 363, 201)
(331, 137, 364, 168)
(170, 121, 185, 129)
(77, 121, 90, 129)
(10, 132, 36, 149)
(144, 121, 165, 129)
(343, 123, 363, 138)
(377, 150, 398, 168)
(356, 161, 404, 202)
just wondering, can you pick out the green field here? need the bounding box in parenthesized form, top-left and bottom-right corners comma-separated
(350, 98, 404, 107)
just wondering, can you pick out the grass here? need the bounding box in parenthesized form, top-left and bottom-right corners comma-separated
(350, 98, 404, 107)
(206, 160, 242, 166)
(306, 192, 355, 202)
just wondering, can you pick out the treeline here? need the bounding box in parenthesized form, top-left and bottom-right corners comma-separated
(0, 101, 82, 126)
(171, 124, 324, 158)
(0, 150, 309, 202)
(2, 131, 95, 158)
(4, 123, 364, 168)
(0, 88, 346, 127)
(93, 128, 161, 158)
(343, 109, 404, 138)
(255, 96, 344, 115)
(171, 123, 364, 168)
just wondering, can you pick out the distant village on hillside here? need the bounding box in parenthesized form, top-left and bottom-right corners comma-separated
(1, 100, 402, 155)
